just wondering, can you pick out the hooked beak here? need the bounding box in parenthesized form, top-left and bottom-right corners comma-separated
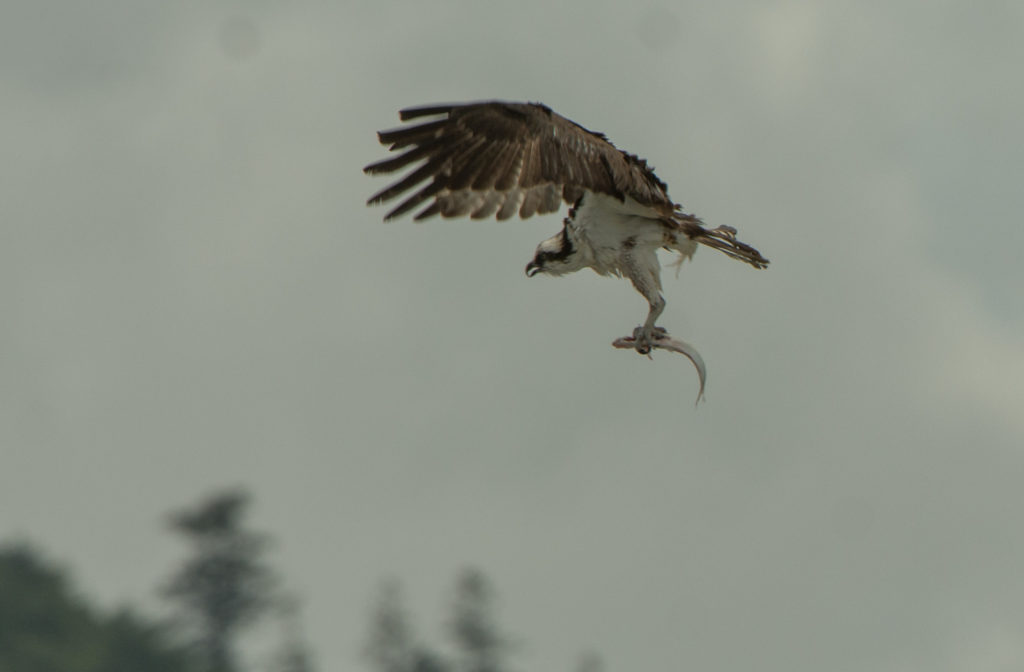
(525, 261, 542, 277)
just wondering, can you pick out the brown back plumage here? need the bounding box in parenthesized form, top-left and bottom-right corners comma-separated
(364, 101, 677, 221)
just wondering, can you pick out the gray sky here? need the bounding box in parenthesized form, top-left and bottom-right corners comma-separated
(3, 1, 1024, 670)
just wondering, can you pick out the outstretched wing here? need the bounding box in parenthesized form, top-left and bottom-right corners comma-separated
(364, 101, 676, 221)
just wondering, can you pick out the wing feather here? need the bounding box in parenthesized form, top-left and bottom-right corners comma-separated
(367, 148, 456, 206)
(540, 183, 561, 214)
(413, 201, 441, 221)
(363, 140, 440, 175)
(385, 179, 446, 221)
(471, 190, 505, 219)
(496, 189, 523, 220)
(376, 134, 487, 220)
(518, 136, 542, 190)
(364, 101, 676, 222)
(441, 190, 482, 218)
(473, 141, 516, 191)
(447, 136, 506, 191)
(399, 104, 462, 121)
(494, 151, 524, 191)
(519, 186, 542, 218)
(375, 118, 448, 150)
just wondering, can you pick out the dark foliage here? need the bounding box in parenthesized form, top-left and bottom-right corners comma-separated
(365, 569, 513, 672)
(0, 543, 193, 672)
(164, 489, 278, 672)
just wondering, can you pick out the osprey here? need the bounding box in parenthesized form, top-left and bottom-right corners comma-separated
(364, 101, 768, 397)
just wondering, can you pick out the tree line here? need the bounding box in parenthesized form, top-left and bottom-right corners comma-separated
(1, 489, 600, 672)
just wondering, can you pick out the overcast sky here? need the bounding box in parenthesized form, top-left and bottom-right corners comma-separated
(3, 1, 1024, 671)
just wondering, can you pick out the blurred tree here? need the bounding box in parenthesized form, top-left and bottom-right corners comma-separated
(0, 543, 192, 672)
(97, 608, 197, 672)
(366, 580, 419, 672)
(163, 489, 277, 672)
(272, 591, 316, 672)
(365, 580, 450, 672)
(574, 651, 604, 672)
(449, 569, 508, 672)
(365, 569, 600, 672)
(411, 648, 449, 672)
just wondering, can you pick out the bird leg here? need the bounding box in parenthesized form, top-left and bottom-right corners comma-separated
(612, 293, 706, 403)
(631, 295, 666, 354)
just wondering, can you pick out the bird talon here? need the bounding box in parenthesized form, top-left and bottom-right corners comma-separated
(631, 325, 669, 354)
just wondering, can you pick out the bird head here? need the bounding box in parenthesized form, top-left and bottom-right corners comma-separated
(525, 225, 585, 278)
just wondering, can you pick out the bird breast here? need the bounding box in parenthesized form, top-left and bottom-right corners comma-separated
(570, 193, 673, 276)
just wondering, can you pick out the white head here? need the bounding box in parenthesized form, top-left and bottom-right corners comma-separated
(525, 225, 588, 278)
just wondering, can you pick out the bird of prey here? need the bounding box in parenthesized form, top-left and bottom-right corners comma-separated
(364, 101, 768, 396)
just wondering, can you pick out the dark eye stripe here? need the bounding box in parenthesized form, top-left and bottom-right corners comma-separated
(539, 228, 574, 263)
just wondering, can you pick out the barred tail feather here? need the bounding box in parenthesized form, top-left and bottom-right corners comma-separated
(674, 216, 769, 269)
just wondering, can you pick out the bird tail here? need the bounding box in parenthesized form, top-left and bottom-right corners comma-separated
(672, 215, 769, 269)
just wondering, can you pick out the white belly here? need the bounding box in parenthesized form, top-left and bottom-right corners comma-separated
(571, 192, 696, 276)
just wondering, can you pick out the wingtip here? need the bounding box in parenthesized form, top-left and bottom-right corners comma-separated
(398, 104, 458, 121)
(366, 200, 399, 222)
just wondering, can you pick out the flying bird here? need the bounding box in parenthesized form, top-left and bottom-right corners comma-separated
(364, 101, 768, 396)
